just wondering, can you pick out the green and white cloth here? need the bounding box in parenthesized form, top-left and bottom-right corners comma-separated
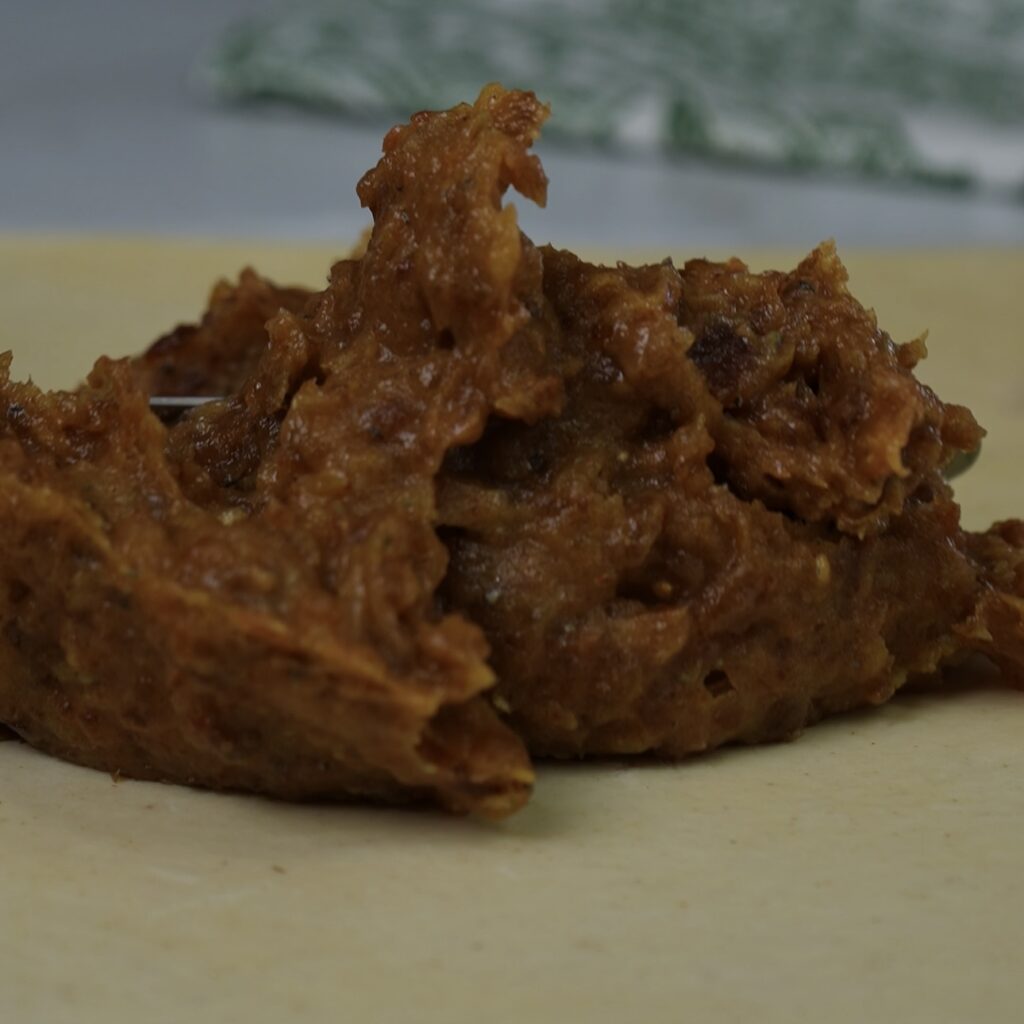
(204, 0, 1024, 195)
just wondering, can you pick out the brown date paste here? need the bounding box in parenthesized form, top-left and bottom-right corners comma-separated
(1, 86, 1022, 817)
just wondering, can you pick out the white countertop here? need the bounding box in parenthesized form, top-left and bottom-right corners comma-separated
(4, 0, 1024, 249)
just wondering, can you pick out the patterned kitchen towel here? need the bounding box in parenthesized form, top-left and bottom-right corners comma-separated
(203, 0, 1024, 195)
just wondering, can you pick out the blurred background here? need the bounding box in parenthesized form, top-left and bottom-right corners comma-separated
(3, 0, 1023, 249)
